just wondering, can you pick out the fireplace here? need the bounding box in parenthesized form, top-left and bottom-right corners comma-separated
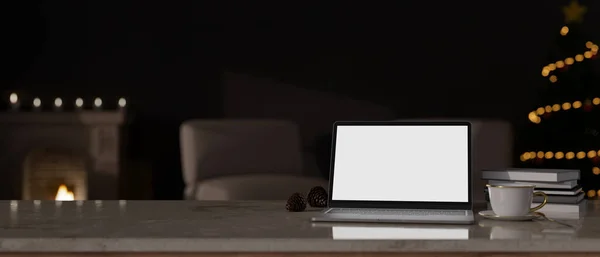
(0, 110, 125, 200)
(23, 148, 87, 200)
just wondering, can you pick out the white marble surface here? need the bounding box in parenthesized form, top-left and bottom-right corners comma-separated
(0, 200, 599, 253)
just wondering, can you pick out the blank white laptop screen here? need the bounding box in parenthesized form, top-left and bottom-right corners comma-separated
(331, 125, 469, 202)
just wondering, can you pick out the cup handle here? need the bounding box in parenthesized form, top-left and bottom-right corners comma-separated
(530, 191, 548, 212)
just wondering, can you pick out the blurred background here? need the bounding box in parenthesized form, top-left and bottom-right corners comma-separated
(1, 1, 598, 200)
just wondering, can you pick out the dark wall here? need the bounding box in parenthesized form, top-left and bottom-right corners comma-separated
(2, 1, 45, 86)
(219, 1, 599, 121)
(3, 0, 599, 199)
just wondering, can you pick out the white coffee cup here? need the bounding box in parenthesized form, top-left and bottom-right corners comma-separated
(487, 184, 548, 217)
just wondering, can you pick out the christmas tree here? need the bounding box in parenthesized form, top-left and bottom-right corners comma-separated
(520, 0, 599, 198)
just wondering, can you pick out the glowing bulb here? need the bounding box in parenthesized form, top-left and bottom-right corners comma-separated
(555, 61, 565, 68)
(545, 152, 554, 159)
(547, 64, 556, 71)
(555, 152, 564, 159)
(562, 102, 571, 110)
(584, 51, 592, 59)
(545, 105, 552, 113)
(54, 98, 62, 107)
(593, 98, 600, 105)
(75, 98, 83, 107)
(588, 190, 596, 198)
(588, 151, 597, 158)
(594, 167, 600, 175)
(528, 112, 538, 123)
(33, 98, 41, 107)
(566, 152, 575, 159)
(541, 68, 550, 77)
(118, 98, 126, 107)
(9, 93, 18, 104)
(577, 151, 586, 159)
(586, 41, 594, 49)
(520, 154, 527, 162)
(94, 98, 102, 107)
(536, 107, 545, 115)
(592, 45, 599, 53)
(573, 101, 582, 109)
(575, 54, 584, 62)
(537, 151, 544, 158)
(560, 26, 569, 36)
(565, 57, 574, 65)
(523, 152, 532, 160)
(552, 104, 560, 111)
(549, 75, 558, 83)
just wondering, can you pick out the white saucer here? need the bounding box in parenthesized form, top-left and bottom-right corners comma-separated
(478, 210, 541, 221)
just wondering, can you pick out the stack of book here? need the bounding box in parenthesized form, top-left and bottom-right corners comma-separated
(482, 168, 584, 219)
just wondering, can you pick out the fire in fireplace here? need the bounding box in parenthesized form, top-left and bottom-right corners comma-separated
(55, 184, 75, 201)
(23, 148, 87, 200)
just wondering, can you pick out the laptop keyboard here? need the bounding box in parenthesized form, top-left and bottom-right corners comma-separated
(328, 208, 466, 216)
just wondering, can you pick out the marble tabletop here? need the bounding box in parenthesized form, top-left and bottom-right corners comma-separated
(0, 200, 598, 253)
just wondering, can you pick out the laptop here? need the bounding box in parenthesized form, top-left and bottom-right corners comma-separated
(311, 120, 475, 224)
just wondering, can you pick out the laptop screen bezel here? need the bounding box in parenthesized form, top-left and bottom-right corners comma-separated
(327, 120, 472, 210)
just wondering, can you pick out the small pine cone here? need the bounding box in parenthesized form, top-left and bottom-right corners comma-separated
(307, 186, 328, 207)
(286, 193, 307, 212)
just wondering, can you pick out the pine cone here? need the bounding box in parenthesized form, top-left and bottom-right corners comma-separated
(307, 186, 328, 207)
(286, 193, 307, 212)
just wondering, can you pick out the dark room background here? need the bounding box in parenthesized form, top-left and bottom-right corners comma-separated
(2, 1, 599, 199)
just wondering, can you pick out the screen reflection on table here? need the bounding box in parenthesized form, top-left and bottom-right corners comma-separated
(327, 225, 470, 240)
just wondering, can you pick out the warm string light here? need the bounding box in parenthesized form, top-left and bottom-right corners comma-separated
(75, 98, 84, 108)
(589, 190, 597, 198)
(9, 93, 18, 104)
(560, 26, 569, 36)
(94, 97, 103, 108)
(118, 98, 127, 108)
(541, 40, 598, 82)
(54, 98, 63, 108)
(6, 96, 126, 110)
(32, 98, 41, 108)
(520, 150, 600, 162)
(528, 98, 600, 123)
(522, 151, 600, 187)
